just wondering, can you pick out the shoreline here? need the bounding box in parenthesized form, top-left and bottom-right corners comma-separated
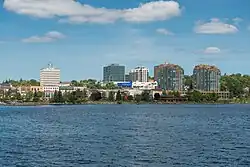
(0, 101, 245, 106)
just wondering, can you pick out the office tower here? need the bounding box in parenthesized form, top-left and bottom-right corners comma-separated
(103, 64, 125, 82)
(125, 74, 130, 82)
(40, 63, 60, 87)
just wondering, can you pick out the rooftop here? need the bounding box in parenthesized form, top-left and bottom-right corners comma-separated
(155, 63, 183, 71)
(40, 63, 60, 71)
(194, 64, 220, 72)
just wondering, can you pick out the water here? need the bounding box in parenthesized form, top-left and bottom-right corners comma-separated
(1, 104, 250, 167)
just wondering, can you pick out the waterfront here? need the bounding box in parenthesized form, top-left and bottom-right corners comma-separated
(1, 104, 250, 166)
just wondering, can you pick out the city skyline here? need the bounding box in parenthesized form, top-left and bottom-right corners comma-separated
(0, 0, 250, 81)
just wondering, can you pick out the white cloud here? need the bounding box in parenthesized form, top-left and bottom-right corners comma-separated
(22, 31, 65, 43)
(123, 1, 181, 22)
(3, 0, 181, 24)
(194, 18, 238, 34)
(156, 28, 174, 35)
(203, 47, 221, 54)
(232, 17, 243, 25)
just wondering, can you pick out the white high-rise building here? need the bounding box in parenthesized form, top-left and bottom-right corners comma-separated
(129, 66, 149, 82)
(40, 63, 60, 87)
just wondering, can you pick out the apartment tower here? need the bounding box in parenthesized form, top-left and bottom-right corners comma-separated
(129, 66, 149, 82)
(193, 64, 221, 91)
(154, 62, 184, 91)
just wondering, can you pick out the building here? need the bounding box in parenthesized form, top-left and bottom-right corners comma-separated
(154, 62, 184, 91)
(132, 81, 158, 90)
(125, 74, 130, 82)
(59, 82, 71, 87)
(30, 86, 43, 93)
(193, 64, 221, 91)
(40, 63, 60, 98)
(129, 66, 149, 82)
(103, 64, 125, 82)
(40, 63, 60, 87)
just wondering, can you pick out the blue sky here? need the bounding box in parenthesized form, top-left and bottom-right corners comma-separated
(0, 0, 250, 81)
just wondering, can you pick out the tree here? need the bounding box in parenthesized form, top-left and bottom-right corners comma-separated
(162, 90, 167, 97)
(33, 90, 40, 102)
(25, 92, 33, 102)
(90, 91, 102, 101)
(105, 82, 117, 89)
(108, 91, 115, 101)
(69, 91, 77, 104)
(154, 93, 161, 100)
(127, 95, 134, 101)
(135, 94, 141, 103)
(184, 75, 193, 89)
(58, 91, 64, 103)
(141, 90, 150, 102)
(116, 90, 122, 101)
(210, 92, 219, 102)
(187, 90, 203, 102)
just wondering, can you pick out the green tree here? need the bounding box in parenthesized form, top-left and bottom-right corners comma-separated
(33, 90, 40, 102)
(154, 93, 161, 100)
(71, 80, 79, 86)
(58, 90, 64, 103)
(127, 95, 134, 101)
(25, 92, 33, 102)
(187, 90, 203, 102)
(108, 91, 115, 101)
(116, 90, 122, 101)
(135, 94, 142, 103)
(90, 91, 102, 101)
(105, 82, 117, 89)
(162, 90, 167, 97)
(141, 90, 150, 102)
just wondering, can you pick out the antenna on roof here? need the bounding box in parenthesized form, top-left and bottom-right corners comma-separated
(48, 62, 53, 69)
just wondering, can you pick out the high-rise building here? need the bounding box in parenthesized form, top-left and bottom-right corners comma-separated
(103, 64, 125, 82)
(129, 66, 149, 82)
(154, 62, 184, 91)
(193, 64, 221, 91)
(40, 63, 60, 87)
(125, 74, 130, 82)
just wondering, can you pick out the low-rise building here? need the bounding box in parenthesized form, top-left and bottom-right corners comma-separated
(132, 81, 158, 90)
(43, 85, 59, 98)
(59, 82, 71, 87)
(199, 91, 230, 100)
(30, 86, 43, 93)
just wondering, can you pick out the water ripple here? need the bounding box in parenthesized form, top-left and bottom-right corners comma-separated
(1, 104, 250, 166)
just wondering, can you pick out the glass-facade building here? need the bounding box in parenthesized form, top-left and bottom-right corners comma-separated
(103, 64, 125, 82)
(193, 65, 221, 91)
(154, 63, 184, 91)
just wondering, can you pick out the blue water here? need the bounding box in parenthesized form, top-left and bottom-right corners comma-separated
(1, 104, 250, 166)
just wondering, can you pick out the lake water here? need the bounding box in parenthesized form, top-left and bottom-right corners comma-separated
(1, 104, 250, 166)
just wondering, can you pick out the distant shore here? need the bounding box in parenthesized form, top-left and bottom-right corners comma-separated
(0, 100, 242, 106)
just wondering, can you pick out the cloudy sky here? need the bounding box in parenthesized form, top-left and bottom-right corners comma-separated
(0, 0, 250, 81)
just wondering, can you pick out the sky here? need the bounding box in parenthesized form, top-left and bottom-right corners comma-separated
(0, 0, 250, 81)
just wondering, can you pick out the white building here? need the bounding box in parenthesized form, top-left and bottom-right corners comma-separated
(40, 63, 60, 87)
(132, 81, 158, 90)
(129, 66, 149, 82)
(40, 63, 60, 98)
